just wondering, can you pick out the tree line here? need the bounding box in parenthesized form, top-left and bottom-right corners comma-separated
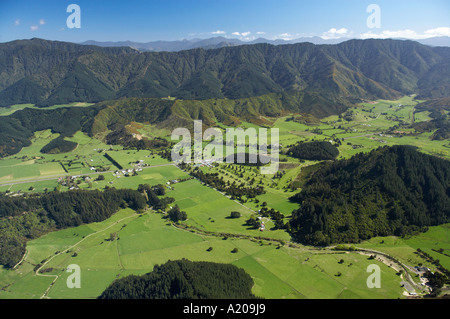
(189, 168, 265, 200)
(287, 141, 339, 161)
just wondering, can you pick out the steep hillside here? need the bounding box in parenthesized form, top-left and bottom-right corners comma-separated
(416, 96, 450, 116)
(289, 145, 450, 246)
(1, 38, 449, 107)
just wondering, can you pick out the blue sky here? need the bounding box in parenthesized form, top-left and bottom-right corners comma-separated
(0, 0, 449, 43)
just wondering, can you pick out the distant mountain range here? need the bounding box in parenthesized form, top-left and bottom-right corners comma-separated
(0, 38, 449, 109)
(80, 36, 450, 52)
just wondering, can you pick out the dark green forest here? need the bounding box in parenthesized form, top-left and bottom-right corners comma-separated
(287, 141, 339, 161)
(40, 136, 78, 154)
(98, 259, 258, 299)
(288, 145, 450, 246)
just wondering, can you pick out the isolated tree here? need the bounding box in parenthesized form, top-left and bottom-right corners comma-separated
(245, 216, 261, 229)
(168, 206, 187, 222)
(230, 211, 241, 219)
(109, 232, 118, 241)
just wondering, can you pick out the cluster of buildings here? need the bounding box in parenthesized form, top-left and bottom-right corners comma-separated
(113, 160, 146, 178)
(58, 175, 82, 190)
(192, 159, 217, 168)
(256, 216, 265, 231)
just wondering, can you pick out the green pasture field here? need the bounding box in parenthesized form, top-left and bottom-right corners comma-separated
(104, 148, 170, 169)
(0, 130, 109, 179)
(0, 180, 59, 194)
(0, 102, 94, 117)
(79, 164, 189, 191)
(167, 178, 291, 241)
(0, 209, 136, 299)
(0, 159, 184, 194)
(0, 128, 182, 193)
(0, 209, 404, 299)
(198, 162, 299, 215)
(414, 111, 433, 123)
(134, 123, 173, 141)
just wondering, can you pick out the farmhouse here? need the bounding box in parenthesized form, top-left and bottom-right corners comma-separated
(414, 266, 430, 273)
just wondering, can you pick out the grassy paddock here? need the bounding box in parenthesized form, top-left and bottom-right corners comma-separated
(1, 211, 405, 299)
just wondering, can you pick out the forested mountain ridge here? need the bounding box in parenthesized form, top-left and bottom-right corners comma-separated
(1, 38, 449, 107)
(81, 36, 450, 52)
(288, 145, 450, 246)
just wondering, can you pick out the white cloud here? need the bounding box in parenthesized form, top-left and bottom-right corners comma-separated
(230, 31, 254, 41)
(211, 30, 226, 35)
(360, 27, 450, 40)
(29, 19, 46, 32)
(232, 31, 251, 37)
(424, 27, 450, 37)
(322, 28, 351, 40)
(256, 31, 265, 35)
(277, 33, 294, 40)
(14, 19, 20, 26)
